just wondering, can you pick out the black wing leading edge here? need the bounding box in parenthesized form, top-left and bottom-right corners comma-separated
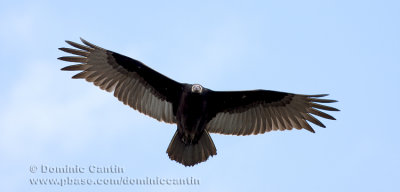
(59, 38, 182, 123)
(206, 90, 339, 135)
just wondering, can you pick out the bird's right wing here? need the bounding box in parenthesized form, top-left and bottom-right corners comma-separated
(59, 38, 182, 123)
(206, 90, 339, 135)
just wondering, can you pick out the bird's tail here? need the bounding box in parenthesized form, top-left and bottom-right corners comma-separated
(167, 130, 216, 166)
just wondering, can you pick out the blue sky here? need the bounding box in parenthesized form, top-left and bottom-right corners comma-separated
(1, 0, 399, 191)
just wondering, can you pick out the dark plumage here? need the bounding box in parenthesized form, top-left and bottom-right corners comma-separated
(59, 38, 339, 166)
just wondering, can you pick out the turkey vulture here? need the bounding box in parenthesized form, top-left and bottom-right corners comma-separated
(59, 38, 339, 166)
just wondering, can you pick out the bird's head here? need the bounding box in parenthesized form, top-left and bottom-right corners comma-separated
(191, 84, 203, 93)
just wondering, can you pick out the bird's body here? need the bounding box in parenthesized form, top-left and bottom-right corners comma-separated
(168, 84, 217, 165)
(59, 38, 339, 166)
(176, 84, 208, 144)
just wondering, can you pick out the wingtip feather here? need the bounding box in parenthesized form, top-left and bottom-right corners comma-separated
(64, 39, 92, 51)
(58, 56, 87, 63)
(59, 47, 89, 56)
(308, 94, 329, 97)
(80, 37, 98, 48)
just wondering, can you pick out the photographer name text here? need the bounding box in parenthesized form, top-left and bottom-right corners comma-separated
(31, 165, 124, 174)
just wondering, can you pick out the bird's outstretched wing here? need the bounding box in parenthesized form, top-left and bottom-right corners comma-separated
(59, 38, 182, 123)
(206, 90, 339, 135)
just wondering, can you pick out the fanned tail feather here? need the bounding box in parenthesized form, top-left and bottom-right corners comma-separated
(167, 130, 216, 166)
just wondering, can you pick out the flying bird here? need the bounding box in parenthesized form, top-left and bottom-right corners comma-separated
(59, 38, 339, 166)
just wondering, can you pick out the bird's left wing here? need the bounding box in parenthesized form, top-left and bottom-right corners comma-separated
(59, 38, 182, 123)
(206, 90, 339, 135)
